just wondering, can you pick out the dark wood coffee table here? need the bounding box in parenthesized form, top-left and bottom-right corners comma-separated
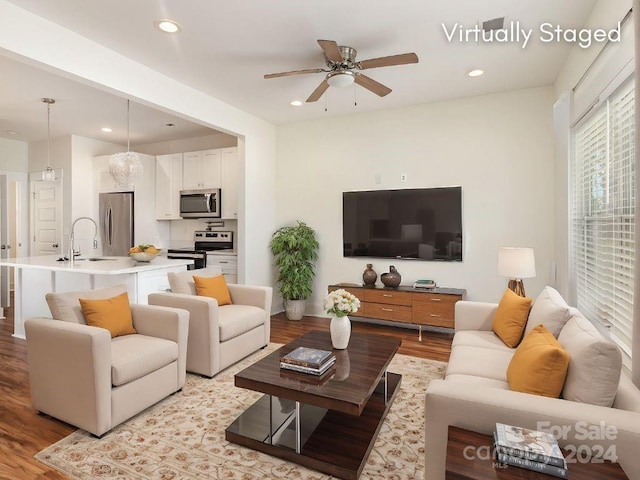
(446, 426, 629, 479)
(225, 330, 402, 480)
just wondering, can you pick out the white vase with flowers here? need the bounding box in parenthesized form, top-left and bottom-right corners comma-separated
(324, 289, 361, 349)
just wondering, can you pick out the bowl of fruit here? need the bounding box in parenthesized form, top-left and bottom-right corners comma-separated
(129, 244, 160, 262)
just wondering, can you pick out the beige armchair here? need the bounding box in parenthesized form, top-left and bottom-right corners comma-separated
(148, 267, 272, 378)
(24, 285, 189, 437)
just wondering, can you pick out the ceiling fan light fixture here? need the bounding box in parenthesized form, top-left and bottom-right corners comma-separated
(327, 71, 355, 88)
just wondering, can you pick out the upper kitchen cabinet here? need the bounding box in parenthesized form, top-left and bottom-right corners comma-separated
(221, 147, 239, 219)
(183, 149, 222, 190)
(155, 153, 183, 220)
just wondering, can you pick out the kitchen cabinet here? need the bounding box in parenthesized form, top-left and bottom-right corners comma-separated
(221, 147, 239, 219)
(207, 253, 238, 284)
(183, 149, 222, 189)
(155, 153, 183, 220)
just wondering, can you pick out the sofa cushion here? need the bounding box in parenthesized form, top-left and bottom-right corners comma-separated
(507, 325, 569, 398)
(452, 331, 515, 353)
(557, 314, 622, 407)
(111, 334, 178, 387)
(194, 274, 232, 306)
(46, 284, 128, 324)
(446, 344, 514, 382)
(524, 286, 572, 338)
(218, 305, 265, 342)
(79, 292, 136, 338)
(492, 289, 532, 347)
(168, 267, 224, 295)
(445, 373, 510, 390)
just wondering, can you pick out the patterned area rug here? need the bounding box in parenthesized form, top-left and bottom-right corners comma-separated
(36, 344, 447, 479)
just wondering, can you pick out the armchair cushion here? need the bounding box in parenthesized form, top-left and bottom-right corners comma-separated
(168, 267, 223, 295)
(110, 334, 179, 387)
(46, 284, 128, 324)
(194, 274, 232, 305)
(219, 305, 266, 342)
(79, 292, 136, 338)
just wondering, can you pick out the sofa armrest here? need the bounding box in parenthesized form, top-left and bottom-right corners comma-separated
(24, 317, 112, 436)
(130, 304, 189, 388)
(147, 292, 221, 377)
(424, 379, 640, 480)
(455, 301, 497, 331)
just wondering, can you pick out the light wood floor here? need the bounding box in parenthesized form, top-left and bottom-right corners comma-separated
(0, 305, 452, 480)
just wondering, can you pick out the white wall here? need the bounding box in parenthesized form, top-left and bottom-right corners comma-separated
(0, 137, 28, 172)
(0, 0, 277, 287)
(276, 87, 555, 315)
(136, 133, 237, 156)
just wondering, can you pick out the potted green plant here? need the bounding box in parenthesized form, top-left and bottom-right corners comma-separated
(269, 221, 319, 320)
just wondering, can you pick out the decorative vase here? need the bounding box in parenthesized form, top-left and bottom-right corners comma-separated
(381, 265, 401, 288)
(362, 263, 377, 286)
(284, 299, 306, 320)
(330, 315, 351, 349)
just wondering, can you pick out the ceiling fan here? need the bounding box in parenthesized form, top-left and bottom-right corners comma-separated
(264, 39, 419, 103)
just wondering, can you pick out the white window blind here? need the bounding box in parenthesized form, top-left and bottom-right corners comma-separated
(571, 77, 635, 358)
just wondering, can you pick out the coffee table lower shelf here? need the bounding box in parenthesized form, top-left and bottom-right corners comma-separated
(225, 372, 401, 480)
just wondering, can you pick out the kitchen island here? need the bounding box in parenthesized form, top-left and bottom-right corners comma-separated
(0, 255, 193, 339)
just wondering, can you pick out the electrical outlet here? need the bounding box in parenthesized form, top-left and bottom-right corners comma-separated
(400, 173, 407, 182)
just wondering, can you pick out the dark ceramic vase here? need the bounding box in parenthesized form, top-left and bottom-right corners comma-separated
(381, 265, 401, 288)
(362, 263, 377, 286)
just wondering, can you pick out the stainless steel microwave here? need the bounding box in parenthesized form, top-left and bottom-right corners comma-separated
(180, 189, 221, 218)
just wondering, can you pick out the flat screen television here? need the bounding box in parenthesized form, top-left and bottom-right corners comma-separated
(343, 186, 463, 261)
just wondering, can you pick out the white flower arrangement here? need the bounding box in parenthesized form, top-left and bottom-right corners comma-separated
(324, 289, 361, 317)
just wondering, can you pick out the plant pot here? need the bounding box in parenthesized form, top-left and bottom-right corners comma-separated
(284, 299, 306, 320)
(330, 315, 351, 349)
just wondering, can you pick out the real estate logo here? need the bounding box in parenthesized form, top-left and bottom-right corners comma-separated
(441, 21, 621, 49)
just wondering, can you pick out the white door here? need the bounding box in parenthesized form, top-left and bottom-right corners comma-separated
(0, 175, 10, 307)
(31, 178, 63, 256)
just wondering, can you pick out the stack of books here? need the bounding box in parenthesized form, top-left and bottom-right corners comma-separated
(280, 346, 336, 376)
(493, 423, 568, 479)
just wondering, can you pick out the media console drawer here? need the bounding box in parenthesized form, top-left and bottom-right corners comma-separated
(328, 284, 466, 334)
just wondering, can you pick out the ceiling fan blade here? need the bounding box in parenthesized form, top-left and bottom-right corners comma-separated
(264, 68, 324, 79)
(306, 79, 330, 102)
(317, 39, 343, 63)
(358, 53, 419, 70)
(354, 74, 392, 97)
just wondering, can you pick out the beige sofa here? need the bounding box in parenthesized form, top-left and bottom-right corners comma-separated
(425, 287, 640, 479)
(24, 285, 189, 437)
(148, 267, 272, 377)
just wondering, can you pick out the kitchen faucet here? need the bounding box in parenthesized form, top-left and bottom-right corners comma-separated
(69, 217, 98, 265)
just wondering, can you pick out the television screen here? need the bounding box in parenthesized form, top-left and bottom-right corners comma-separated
(343, 186, 463, 261)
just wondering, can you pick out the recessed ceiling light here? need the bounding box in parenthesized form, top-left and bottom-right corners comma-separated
(290, 100, 303, 107)
(154, 19, 182, 34)
(6, 130, 19, 135)
(467, 69, 484, 77)
(101, 127, 112, 133)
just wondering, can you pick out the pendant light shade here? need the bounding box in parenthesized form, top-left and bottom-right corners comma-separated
(42, 98, 56, 182)
(109, 99, 143, 188)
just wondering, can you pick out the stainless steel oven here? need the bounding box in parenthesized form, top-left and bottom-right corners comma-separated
(166, 249, 207, 270)
(180, 189, 221, 218)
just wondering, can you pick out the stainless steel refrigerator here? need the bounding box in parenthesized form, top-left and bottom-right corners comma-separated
(99, 192, 134, 256)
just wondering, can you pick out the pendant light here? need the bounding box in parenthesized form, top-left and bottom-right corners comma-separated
(41, 98, 56, 182)
(109, 99, 143, 188)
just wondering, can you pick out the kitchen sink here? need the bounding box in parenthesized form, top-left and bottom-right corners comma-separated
(74, 257, 117, 262)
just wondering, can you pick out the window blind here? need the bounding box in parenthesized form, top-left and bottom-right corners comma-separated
(571, 77, 635, 358)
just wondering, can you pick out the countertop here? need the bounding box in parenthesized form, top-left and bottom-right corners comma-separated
(0, 255, 193, 275)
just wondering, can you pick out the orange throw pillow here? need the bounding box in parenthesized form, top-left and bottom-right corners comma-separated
(507, 324, 570, 398)
(492, 288, 532, 347)
(193, 275, 232, 306)
(79, 292, 136, 338)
